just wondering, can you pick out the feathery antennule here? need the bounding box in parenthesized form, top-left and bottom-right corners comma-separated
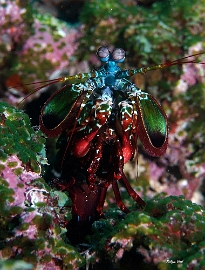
(17, 77, 65, 106)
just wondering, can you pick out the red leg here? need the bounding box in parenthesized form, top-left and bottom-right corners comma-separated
(114, 138, 124, 179)
(112, 179, 130, 213)
(87, 135, 103, 186)
(121, 172, 146, 208)
(96, 183, 109, 218)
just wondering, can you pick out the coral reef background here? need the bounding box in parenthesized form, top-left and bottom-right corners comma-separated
(1, 0, 205, 269)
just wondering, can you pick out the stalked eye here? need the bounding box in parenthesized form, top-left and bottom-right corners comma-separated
(96, 46, 110, 62)
(112, 48, 125, 63)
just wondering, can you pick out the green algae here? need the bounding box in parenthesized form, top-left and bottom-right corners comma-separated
(0, 102, 46, 172)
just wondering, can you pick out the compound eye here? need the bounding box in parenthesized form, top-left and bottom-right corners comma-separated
(112, 48, 125, 63)
(96, 46, 110, 62)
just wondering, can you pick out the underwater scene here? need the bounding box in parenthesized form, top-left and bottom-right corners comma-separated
(0, 0, 205, 269)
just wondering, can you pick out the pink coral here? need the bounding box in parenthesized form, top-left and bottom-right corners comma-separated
(175, 43, 205, 93)
(0, 0, 27, 42)
(21, 18, 80, 72)
(1, 155, 40, 207)
(0, 0, 30, 60)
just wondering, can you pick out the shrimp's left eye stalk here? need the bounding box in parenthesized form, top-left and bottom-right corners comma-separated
(97, 46, 110, 62)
